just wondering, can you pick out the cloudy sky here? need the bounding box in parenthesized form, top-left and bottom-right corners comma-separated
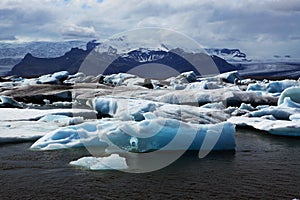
(0, 0, 299, 57)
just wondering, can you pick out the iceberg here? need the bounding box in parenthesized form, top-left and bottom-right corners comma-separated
(249, 97, 300, 120)
(36, 71, 69, 84)
(0, 95, 23, 108)
(103, 73, 137, 86)
(30, 115, 236, 152)
(247, 80, 300, 94)
(30, 122, 106, 150)
(216, 71, 242, 84)
(69, 154, 128, 170)
(90, 97, 228, 123)
(278, 87, 300, 105)
(290, 114, 300, 121)
(228, 116, 300, 137)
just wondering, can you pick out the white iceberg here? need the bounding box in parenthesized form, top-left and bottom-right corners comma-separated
(0, 95, 23, 108)
(278, 87, 300, 105)
(249, 97, 300, 120)
(290, 114, 300, 121)
(216, 71, 242, 84)
(228, 116, 300, 137)
(69, 154, 128, 170)
(103, 73, 137, 86)
(247, 80, 300, 94)
(90, 97, 228, 123)
(36, 71, 69, 84)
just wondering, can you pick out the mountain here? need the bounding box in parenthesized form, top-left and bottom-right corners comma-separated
(8, 41, 237, 78)
(0, 41, 87, 68)
(205, 48, 250, 62)
(8, 48, 90, 77)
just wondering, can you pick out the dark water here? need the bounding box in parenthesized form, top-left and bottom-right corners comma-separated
(0, 128, 299, 200)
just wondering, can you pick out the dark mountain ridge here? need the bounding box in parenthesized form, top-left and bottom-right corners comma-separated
(7, 41, 238, 78)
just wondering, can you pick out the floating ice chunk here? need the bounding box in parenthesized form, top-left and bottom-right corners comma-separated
(0, 121, 59, 143)
(185, 81, 207, 90)
(156, 88, 275, 107)
(289, 114, 300, 121)
(91, 97, 118, 116)
(249, 106, 294, 120)
(37, 71, 69, 84)
(200, 102, 225, 110)
(170, 81, 186, 90)
(103, 73, 136, 86)
(31, 117, 236, 152)
(64, 72, 102, 83)
(0, 96, 23, 108)
(0, 82, 15, 88)
(91, 97, 158, 120)
(91, 97, 228, 124)
(185, 81, 221, 90)
(69, 154, 128, 170)
(247, 97, 300, 120)
(30, 122, 106, 150)
(247, 80, 300, 93)
(38, 115, 84, 126)
(228, 116, 300, 136)
(101, 119, 236, 152)
(176, 71, 197, 83)
(239, 103, 256, 111)
(278, 87, 300, 105)
(52, 101, 74, 108)
(216, 71, 242, 84)
(278, 97, 300, 109)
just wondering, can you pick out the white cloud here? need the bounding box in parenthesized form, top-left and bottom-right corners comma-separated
(0, 0, 299, 57)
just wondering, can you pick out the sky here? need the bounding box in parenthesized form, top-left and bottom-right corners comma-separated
(0, 0, 300, 58)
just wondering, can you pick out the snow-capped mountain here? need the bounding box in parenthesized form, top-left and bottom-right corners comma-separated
(0, 38, 249, 68)
(122, 48, 166, 63)
(0, 41, 86, 68)
(7, 40, 237, 78)
(204, 48, 250, 62)
(3, 40, 300, 79)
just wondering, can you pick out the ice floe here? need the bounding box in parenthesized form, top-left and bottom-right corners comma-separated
(247, 80, 300, 95)
(0, 108, 97, 121)
(0, 121, 59, 143)
(228, 87, 300, 136)
(0, 95, 24, 108)
(228, 117, 300, 137)
(278, 87, 300, 105)
(69, 154, 128, 170)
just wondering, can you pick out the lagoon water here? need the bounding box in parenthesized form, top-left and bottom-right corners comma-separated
(0, 128, 299, 199)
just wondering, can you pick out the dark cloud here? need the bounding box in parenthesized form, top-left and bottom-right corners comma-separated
(61, 24, 97, 39)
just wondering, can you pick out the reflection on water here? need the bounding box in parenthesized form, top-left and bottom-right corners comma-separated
(0, 128, 299, 199)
